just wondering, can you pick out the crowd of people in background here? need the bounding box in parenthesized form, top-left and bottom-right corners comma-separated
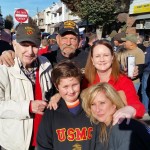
(0, 18, 150, 150)
(110, 31, 150, 115)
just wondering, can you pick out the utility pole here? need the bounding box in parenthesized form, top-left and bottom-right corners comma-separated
(36, 7, 39, 26)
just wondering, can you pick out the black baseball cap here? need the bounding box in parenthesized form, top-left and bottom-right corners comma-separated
(58, 20, 79, 36)
(16, 23, 41, 46)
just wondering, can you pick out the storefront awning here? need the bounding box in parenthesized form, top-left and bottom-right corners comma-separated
(135, 14, 150, 29)
(136, 14, 150, 20)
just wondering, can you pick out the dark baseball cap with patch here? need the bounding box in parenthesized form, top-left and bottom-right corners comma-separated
(114, 32, 126, 42)
(16, 23, 41, 47)
(58, 20, 79, 36)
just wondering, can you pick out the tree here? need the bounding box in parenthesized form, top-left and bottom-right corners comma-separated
(61, 0, 130, 27)
(115, 0, 130, 13)
(4, 15, 14, 30)
(62, 0, 115, 26)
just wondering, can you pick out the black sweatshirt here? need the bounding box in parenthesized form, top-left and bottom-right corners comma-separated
(37, 99, 96, 150)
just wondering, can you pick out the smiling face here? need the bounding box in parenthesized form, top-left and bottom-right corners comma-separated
(56, 33, 79, 58)
(91, 44, 114, 73)
(14, 41, 39, 68)
(57, 77, 80, 103)
(91, 91, 116, 126)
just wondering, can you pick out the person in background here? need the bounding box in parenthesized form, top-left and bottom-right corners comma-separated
(38, 38, 50, 55)
(88, 33, 98, 47)
(78, 33, 86, 49)
(83, 40, 145, 118)
(141, 41, 150, 115)
(47, 33, 59, 52)
(81, 82, 150, 150)
(83, 32, 98, 52)
(108, 30, 118, 49)
(113, 32, 128, 71)
(11, 33, 17, 48)
(121, 34, 145, 92)
(41, 32, 50, 40)
(113, 32, 126, 52)
(37, 61, 136, 150)
(0, 28, 13, 55)
(137, 35, 146, 53)
(0, 21, 52, 150)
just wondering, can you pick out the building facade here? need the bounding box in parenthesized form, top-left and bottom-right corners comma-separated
(33, 1, 80, 34)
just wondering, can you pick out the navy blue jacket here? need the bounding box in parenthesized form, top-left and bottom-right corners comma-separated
(144, 46, 150, 72)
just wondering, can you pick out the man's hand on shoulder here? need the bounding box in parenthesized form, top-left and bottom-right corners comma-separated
(0, 50, 15, 67)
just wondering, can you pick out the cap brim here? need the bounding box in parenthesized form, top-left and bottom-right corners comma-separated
(17, 38, 41, 47)
(59, 29, 79, 36)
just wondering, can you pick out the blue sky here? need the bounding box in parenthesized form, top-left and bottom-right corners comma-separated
(0, 0, 59, 18)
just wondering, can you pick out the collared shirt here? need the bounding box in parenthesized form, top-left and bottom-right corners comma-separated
(18, 58, 39, 85)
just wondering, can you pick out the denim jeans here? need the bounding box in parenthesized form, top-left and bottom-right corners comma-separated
(134, 82, 140, 93)
(141, 72, 150, 112)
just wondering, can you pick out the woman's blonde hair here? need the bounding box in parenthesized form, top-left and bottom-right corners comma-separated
(85, 40, 121, 84)
(81, 82, 125, 143)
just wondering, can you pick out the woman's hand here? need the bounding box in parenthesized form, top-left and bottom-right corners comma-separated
(47, 93, 61, 110)
(112, 106, 136, 125)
